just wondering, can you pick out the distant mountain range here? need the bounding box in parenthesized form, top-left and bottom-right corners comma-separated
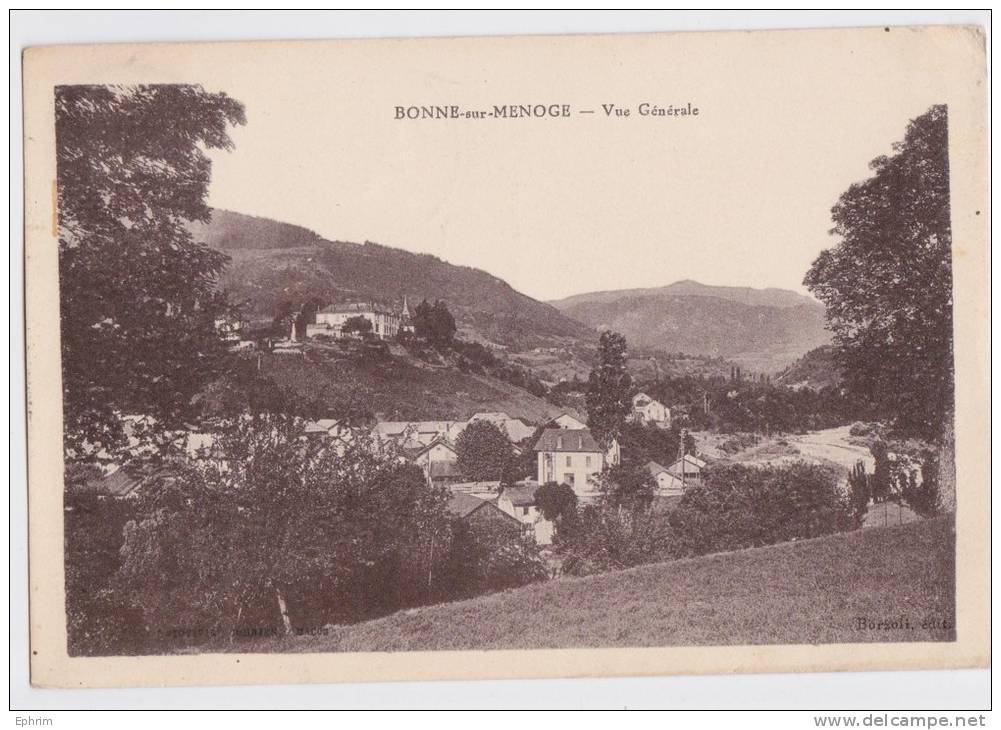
(549, 281, 831, 374)
(193, 209, 592, 350)
(552, 279, 821, 309)
(194, 210, 831, 373)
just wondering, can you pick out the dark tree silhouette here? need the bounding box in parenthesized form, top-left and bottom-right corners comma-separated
(341, 315, 373, 336)
(412, 298, 456, 347)
(455, 420, 514, 483)
(56, 84, 246, 453)
(295, 297, 325, 339)
(805, 105, 953, 440)
(534, 481, 578, 522)
(585, 331, 632, 446)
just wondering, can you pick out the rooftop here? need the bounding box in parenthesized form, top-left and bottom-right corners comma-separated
(500, 483, 539, 507)
(76, 465, 160, 498)
(445, 492, 491, 519)
(645, 460, 669, 476)
(318, 302, 397, 315)
(533, 428, 602, 453)
(670, 454, 708, 469)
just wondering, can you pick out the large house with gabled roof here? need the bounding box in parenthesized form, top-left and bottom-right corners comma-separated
(533, 427, 619, 499)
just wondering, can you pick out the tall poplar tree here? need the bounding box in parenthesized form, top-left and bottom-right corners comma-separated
(585, 330, 633, 446)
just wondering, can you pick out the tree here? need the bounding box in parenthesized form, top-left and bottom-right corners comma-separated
(413, 299, 434, 340)
(804, 105, 953, 440)
(556, 503, 670, 577)
(534, 481, 578, 522)
(117, 417, 454, 648)
(431, 300, 457, 346)
(455, 420, 514, 483)
(412, 298, 456, 347)
(56, 84, 246, 454)
(272, 299, 296, 336)
(600, 462, 655, 513)
(441, 520, 547, 599)
(585, 331, 632, 446)
(295, 297, 325, 339)
(341, 315, 373, 336)
(617, 421, 695, 469)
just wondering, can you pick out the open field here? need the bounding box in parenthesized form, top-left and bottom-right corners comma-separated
(251, 516, 954, 653)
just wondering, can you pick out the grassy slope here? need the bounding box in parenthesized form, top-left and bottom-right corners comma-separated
(273, 517, 954, 652)
(257, 350, 565, 423)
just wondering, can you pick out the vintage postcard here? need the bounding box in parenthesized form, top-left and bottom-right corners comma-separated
(23, 26, 989, 688)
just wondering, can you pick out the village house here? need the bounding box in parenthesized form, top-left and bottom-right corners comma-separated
(666, 454, 707, 486)
(429, 461, 465, 490)
(302, 419, 355, 456)
(306, 301, 402, 340)
(446, 493, 523, 535)
(496, 483, 555, 545)
(533, 427, 619, 500)
(409, 436, 459, 475)
(549, 412, 587, 430)
(372, 414, 534, 453)
(645, 460, 685, 496)
(214, 314, 246, 343)
(75, 465, 150, 501)
(631, 392, 671, 427)
(466, 412, 536, 444)
(371, 420, 465, 448)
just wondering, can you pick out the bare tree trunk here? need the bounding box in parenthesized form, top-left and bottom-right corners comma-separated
(275, 586, 292, 636)
(427, 532, 436, 594)
(230, 604, 243, 645)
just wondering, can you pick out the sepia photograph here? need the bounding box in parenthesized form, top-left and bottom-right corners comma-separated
(20, 19, 989, 694)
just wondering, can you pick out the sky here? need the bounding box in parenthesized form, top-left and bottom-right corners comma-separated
(189, 29, 964, 302)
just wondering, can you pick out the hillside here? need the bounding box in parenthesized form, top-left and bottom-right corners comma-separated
(208, 347, 567, 424)
(775, 345, 843, 390)
(258, 516, 953, 652)
(551, 287, 830, 374)
(194, 209, 593, 350)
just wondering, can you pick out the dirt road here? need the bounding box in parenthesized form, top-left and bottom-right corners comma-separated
(788, 425, 874, 473)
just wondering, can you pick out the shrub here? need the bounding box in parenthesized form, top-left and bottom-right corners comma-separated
(718, 433, 761, 455)
(846, 460, 870, 525)
(442, 521, 547, 598)
(557, 505, 671, 577)
(341, 315, 373, 336)
(902, 453, 941, 517)
(64, 491, 146, 655)
(668, 461, 854, 558)
(869, 439, 893, 502)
